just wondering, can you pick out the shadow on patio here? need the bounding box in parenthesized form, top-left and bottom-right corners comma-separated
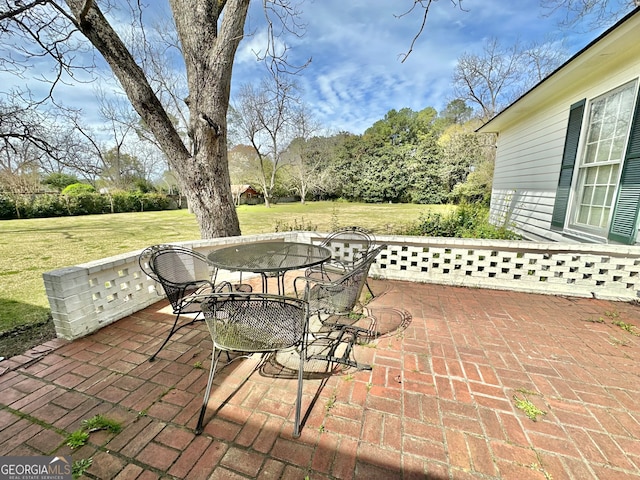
(1, 278, 640, 479)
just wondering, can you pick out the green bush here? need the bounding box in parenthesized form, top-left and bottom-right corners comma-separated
(141, 193, 171, 211)
(405, 203, 520, 239)
(0, 191, 174, 219)
(109, 191, 138, 213)
(62, 193, 110, 215)
(0, 195, 17, 219)
(61, 183, 96, 195)
(43, 173, 80, 192)
(24, 194, 68, 218)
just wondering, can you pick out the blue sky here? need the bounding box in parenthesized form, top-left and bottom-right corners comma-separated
(1, 1, 629, 136)
(232, 0, 622, 134)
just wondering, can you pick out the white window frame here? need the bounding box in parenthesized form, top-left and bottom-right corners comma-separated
(567, 80, 639, 239)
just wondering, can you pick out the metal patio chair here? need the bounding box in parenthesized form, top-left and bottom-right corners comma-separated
(195, 292, 309, 437)
(294, 244, 386, 369)
(139, 245, 234, 361)
(309, 226, 377, 296)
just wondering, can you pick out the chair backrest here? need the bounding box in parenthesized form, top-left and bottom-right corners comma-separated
(201, 293, 308, 352)
(305, 244, 386, 317)
(320, 226, 374, 266)
(139, 245, 163, 283)
(140, 245, 213, 311)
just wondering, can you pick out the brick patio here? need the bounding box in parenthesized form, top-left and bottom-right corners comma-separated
(1, 278, 640, 479)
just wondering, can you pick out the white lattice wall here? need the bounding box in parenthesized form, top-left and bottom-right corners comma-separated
(43, 232, 640, 340)
(43, 233, 298, 339)
(366, 237, 640, 301)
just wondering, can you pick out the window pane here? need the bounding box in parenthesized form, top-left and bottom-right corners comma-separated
(582, 186, 593, 205)
(584, 145, 597, 164)
(577, 207, 589, 224)
(592, 186, 606, 206)
(600, 115, 615, 140)
(596, 139, 612, 162)
(588, 207, 603, 227)
(596, 165, 612, 183)
(611, 136, 625, 161)
(587, 121, 601, 143)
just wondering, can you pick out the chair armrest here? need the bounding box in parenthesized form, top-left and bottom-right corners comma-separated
(214, 281, 234, 293)
(305, 259, 349, 280)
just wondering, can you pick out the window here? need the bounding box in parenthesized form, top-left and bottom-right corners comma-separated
(569, 82, 636, 235)
(552, 79, 640, 244)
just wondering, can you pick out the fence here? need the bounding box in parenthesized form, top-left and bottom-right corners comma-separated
(43, 232, 640, 340)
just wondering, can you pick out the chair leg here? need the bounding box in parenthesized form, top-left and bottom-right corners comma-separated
(365, 279, 374, 299)
(196, 347, 221, 434)
(149, 311, 201, 362)
(293, 342, 305, 438)
(149, 312, 182, 362)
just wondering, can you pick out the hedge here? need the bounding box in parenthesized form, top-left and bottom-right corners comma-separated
(0, 192, 173, 220)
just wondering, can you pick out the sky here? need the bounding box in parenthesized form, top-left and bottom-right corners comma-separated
(230, 0, 620, 134)
(1, 0, 630, 136)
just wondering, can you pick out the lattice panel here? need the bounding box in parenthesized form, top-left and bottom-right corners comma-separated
(87, 263, 156, 323)
(371, 244, 640, 298)
(45, 234, 640, 340)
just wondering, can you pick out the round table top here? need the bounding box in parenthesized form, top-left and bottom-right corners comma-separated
(207, 241, 331, 273)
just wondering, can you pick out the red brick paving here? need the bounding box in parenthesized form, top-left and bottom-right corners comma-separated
(1, 279, 640, 479)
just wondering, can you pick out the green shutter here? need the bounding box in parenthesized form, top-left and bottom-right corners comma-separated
(551, 99, 586, 229)
(608, 87, 640, 244)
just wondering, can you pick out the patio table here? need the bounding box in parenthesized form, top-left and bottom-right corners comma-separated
(207, 241, 331, 294)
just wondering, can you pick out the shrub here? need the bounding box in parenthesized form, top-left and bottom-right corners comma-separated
(62, 193, 110, 215)
(141, 193, 171, 211)
(109, 191, 138, 213)
(405, 203, 520, 240)
(0, 190, 173, 219)
(24, 194, 68, 218)
(62, 183, 96, 195)
(0, 195, 17, 219)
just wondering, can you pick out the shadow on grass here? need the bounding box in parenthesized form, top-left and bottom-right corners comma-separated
(0, 299, 55, 358)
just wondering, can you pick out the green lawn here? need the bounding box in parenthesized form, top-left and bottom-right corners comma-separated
(0, 201, 446, 333)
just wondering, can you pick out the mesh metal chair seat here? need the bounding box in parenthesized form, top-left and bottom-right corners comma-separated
(139, 245, 234, 361)
(196, 292, 309, 437)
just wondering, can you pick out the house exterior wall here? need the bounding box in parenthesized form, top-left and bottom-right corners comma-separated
(487, 11, 640, 244)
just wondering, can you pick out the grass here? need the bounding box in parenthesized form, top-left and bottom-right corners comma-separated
(513, 394, 547, 421)
(0, 201, 441, 335)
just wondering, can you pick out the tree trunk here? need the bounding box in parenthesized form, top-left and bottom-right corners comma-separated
(65, 0, 248, 238)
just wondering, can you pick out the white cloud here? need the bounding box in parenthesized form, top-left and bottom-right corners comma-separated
(2, 0, 615, 137)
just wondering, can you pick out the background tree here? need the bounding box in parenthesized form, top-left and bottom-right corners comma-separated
(232, 74, 300, 207)
(1, 0, 253, 238)
(227, 144, 259, 186)
(541, 0, 638, 29)
(452, 37, 566, 121)
(281, 107, 323, 204)
(438, 120, 484, 195)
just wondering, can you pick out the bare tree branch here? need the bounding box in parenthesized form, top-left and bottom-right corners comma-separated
(540, 0, 637, 30)
(397, 0, 467, 63)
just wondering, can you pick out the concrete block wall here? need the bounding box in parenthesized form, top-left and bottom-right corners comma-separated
(43, 232, 640, 340)
(364, 237, 640, 302)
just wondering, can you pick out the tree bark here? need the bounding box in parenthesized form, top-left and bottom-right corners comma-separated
(64, 0, 246, 238)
